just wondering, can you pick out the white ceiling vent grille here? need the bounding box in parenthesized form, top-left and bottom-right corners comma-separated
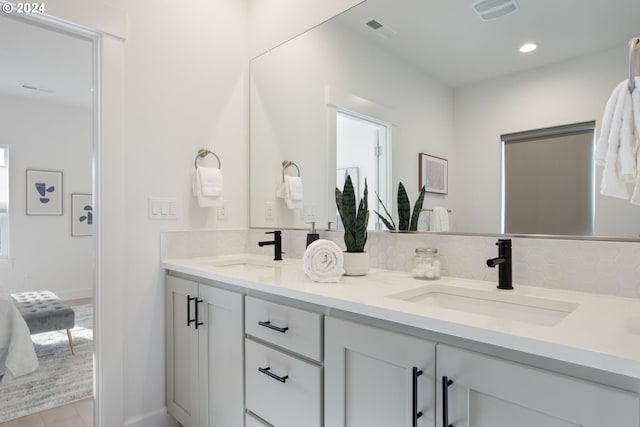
(472, 0, 519, 20)
(363, 18, 396, 39)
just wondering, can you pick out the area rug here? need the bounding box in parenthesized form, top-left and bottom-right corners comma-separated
(0, 304, 93, 422)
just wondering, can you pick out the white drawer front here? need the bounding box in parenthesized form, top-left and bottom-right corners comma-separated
(245, 296, 322, 361)
(245, 339, 322, 427)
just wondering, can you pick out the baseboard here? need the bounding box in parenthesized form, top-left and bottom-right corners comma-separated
(124, 407, 178, 427)
(57, 287, 93, 301)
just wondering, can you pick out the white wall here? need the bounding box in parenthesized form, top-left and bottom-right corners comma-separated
(251, 20, 453, 228)
(121, 0, 248, 425)
(453, 46, 640, 235)
(0, 94, 93, 300)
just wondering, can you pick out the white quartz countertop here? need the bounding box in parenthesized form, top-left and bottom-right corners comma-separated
(162, 254, 640, 380)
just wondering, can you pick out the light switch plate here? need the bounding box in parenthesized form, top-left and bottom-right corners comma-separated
(148, 197, 178, 220)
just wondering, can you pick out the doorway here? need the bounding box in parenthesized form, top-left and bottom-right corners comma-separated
(0, 12, 97, 425)
(336, 110, 391, 230)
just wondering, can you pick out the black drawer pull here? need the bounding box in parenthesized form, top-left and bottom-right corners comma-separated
(258, 366, 288, 383)
(442, 376, 454, 427)
(412, 367, 424, 427)
(194, 298, 204, 330)
(258, 320, 289, 333)
(187, 295, 196, 327)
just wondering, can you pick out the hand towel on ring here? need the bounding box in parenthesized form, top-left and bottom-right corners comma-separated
(303, 239, 344, 283)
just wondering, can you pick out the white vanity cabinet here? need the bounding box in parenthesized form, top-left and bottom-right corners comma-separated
(436, 344, 640, 427)
(325, 317, 640, 427)
(166, 275, 244, 427)
(324, 317, 436, 427)
(244, 296, 323, 427)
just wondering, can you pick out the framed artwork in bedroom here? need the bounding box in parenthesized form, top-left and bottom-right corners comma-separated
(26, 169, 63, 215)
(71, 193, 93, 236)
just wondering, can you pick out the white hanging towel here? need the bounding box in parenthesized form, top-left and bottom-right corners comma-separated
(600, 79, 632, 199)
(429, 207, 450, 232)
(192, 166, 224, 207)
(303, 239, 344, 283)
(595, 80, 626, 164)
(276, 175, 303, 209)
(630, 77, 640, 204)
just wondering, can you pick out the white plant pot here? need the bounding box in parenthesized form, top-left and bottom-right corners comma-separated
(343, 251, 370, 276)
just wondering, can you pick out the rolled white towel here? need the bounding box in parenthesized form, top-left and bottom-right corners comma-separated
(303, 239, 344, 283)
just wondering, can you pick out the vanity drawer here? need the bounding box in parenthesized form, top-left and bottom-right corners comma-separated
(245, 339, 322, 427)
(245, 296, 322, 361)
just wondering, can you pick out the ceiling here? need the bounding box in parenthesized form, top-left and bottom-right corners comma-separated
(0, 14, 93, 108)
(335, 0, 640, 87)
(2, 0, 638, 105)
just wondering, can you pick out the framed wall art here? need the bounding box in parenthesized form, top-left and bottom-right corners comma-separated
(26, 169, 63, 215)
(419, 153, 448, 194)
(71, 193, 93, 236)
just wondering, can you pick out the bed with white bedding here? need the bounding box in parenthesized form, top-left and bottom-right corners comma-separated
(0, 290, 38, 383)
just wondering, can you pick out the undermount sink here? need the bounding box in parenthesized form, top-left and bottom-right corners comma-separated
(199, 256, 282, 271)
(386, 284, 578, 327)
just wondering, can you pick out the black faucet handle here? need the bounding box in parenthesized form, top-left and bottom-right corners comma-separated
(496, 238, 511, 246)
(265, 230, 281, 236)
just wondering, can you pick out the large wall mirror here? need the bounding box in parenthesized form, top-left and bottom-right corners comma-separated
(250, 0, 640, 239)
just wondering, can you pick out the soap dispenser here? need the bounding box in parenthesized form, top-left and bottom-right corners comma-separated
(306, 222, 320, 247)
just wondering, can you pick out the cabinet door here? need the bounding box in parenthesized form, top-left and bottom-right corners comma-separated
(166, 275, 200, 427)
(325, 317, 436, 427)
(436, 344, 640, 427)
(198, 285, 244, 427)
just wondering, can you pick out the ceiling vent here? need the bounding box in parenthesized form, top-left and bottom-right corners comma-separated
(364, 18, 396, 39)
(472, 0, 519, 20)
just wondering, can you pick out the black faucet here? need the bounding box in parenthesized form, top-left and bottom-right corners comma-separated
(486, 239, 513, 290)
(258, 230, 283, 261)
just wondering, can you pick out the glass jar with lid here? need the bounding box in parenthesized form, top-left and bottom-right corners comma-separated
(412, 248, 440, 280)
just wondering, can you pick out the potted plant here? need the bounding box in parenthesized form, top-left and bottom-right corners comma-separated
(335, 175, 369, 275)
(375, 182, 426, 231)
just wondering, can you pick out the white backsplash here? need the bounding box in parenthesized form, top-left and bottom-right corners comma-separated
(161, 229, 640, 299)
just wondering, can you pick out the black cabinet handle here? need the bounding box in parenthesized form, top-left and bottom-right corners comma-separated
(258, 320, 289, 333)
(412, 367, 424, 427)
(194, 298, 204, 330)
(442, 376, 454, 427)
(258, 366, 288, 383)
(187, 295, 196, 327)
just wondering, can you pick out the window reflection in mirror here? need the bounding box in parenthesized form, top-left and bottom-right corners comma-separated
(501, 122, 595, 235)
(336, 110, 391, 231)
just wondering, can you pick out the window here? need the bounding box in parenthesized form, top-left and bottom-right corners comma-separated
(0, 146, 9, 258)
(501, 122, 595, 235)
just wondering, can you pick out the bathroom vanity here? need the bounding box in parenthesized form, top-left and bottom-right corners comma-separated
(163, 255, 640, 427)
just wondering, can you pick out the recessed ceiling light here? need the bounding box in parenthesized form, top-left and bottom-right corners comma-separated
(519, 43, 537, 53)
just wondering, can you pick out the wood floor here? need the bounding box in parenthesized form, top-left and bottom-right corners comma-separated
(0, 297, 94, 427)
(0, 398, 93, 427)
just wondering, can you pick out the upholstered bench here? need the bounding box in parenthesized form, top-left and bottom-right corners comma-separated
(10, 291, 75, 355)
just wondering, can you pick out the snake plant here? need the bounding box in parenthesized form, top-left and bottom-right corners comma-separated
(375, 182, 426, 231)
(335, 175, 369, 252)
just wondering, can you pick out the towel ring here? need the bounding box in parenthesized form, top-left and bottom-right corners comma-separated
(194, 149, 221, 169)
(281, 160, 300, 182)
(628, 37, 640, 92)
